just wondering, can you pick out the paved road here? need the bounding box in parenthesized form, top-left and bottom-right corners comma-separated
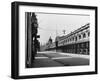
(31, 51, 89, 68)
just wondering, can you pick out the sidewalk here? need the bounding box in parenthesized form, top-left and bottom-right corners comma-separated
(59, 52, 89, 59)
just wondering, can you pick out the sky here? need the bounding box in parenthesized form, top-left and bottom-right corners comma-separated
(35, 12, 90, 45)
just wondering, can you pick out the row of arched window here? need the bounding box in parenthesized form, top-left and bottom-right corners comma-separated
(58, 29, 90, 46)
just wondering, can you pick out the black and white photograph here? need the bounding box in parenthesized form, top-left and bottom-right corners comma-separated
(11, 1, 97, 79)
(25, 12, 90, 68)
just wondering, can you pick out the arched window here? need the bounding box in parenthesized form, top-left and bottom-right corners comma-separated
(71, 38, 72, 41)
(75, 36, 77, 41)
(68, 38, 69, 42)
(66, 40, 67, 43)
(79, 35, 81, 39)
(88, 32, 90, 37)
(67, 39, 69, 42)
(70, 38, 71, 41)
(83, 33, 86, 38)
(73, 37, 74, 41)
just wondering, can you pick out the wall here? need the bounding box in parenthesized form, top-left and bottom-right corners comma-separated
(0, 0, 99, 81)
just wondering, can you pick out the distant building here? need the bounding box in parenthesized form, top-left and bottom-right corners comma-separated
(45, 23, 90, 55)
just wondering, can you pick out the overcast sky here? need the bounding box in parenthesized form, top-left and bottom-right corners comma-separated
(35, 12, 90, 45)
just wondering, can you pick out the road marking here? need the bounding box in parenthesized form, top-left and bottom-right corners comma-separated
(51, 57, 73, 60)
(37, 51, 56, 54)
(35, 57, 48, 59)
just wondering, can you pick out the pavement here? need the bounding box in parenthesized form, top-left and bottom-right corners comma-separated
(31, 51, 89, 68)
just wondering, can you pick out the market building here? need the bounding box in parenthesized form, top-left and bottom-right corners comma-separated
(45, 23, 90, 55)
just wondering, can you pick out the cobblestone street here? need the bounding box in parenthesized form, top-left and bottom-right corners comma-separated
(31, 51, 89, 68)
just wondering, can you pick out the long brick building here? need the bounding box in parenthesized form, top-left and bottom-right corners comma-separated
(44, 23, 90, 55)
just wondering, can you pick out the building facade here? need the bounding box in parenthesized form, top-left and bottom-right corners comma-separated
(25, 12, 40, 67)
(45, 23, 90, 55)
